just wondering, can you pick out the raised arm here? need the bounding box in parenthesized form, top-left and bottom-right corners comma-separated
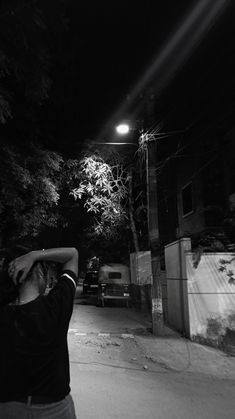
(9, 248, 79, 284)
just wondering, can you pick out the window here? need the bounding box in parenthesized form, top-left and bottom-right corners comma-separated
(182, 182, 193, 216)
(108, 272, 121, 279)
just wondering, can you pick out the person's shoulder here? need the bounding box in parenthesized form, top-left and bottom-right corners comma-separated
(60, 269, 78, 289)
(45, 269, 78, 304)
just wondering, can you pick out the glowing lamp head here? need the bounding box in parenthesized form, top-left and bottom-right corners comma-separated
(115, 123, 130, 135)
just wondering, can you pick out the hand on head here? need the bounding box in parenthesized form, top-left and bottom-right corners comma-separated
(8, 252, 34, 285)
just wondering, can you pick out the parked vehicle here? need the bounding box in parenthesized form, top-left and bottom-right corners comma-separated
(97, 263, 131, 307)
(83, 270, 99, 295)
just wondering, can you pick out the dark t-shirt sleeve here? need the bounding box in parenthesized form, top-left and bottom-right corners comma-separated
(45, 269, 78, 323)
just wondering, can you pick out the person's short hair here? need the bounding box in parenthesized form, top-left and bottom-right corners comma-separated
(29, 261, 48, 294)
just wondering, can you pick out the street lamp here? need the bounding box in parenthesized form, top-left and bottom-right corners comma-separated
(115, 123, 130, 135)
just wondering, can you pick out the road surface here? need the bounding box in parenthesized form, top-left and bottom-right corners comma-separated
(68, 287, 235, 419)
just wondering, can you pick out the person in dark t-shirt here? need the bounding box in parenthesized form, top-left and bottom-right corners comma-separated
(0, 247, 78, 419)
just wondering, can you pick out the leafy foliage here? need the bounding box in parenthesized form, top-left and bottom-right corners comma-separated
(0, 142, 63, 243)
(70, 153, 129, 240)
(218, 258, 235, 285)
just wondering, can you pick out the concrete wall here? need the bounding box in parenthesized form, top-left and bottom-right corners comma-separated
(165, 238, 191, 336)
(165, 240, 235, 351)
(186, 252, 235, 350)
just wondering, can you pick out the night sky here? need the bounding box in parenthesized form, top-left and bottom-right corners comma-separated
(2, 0, 233, 154)
(43, 0, 217, 152)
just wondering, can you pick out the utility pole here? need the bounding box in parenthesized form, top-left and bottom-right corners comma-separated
(145, 135, 165, 335)
(114, 117, 165, 334)
(143, 87, 165, 336)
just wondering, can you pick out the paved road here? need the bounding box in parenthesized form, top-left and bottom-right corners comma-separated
(68, 287, 235, 419)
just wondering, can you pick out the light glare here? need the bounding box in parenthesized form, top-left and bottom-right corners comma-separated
(116, 123, 130, 135)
